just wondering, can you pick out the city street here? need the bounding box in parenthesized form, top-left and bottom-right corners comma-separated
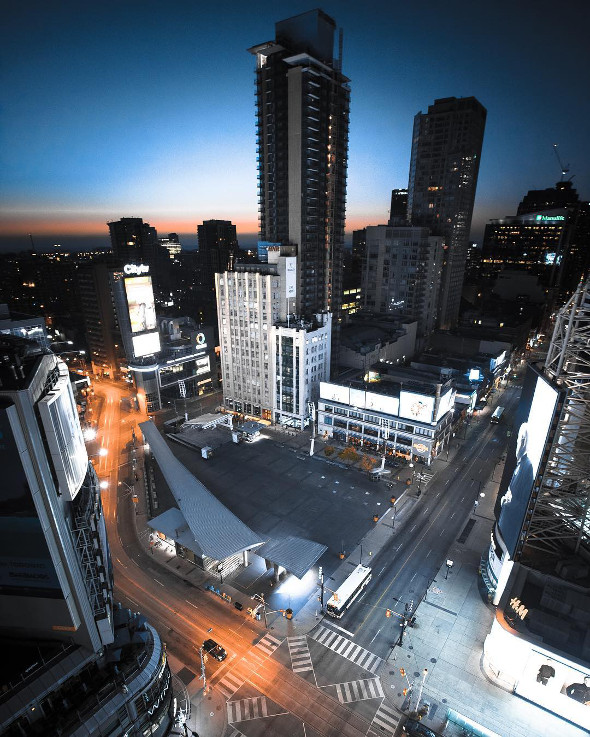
(92, 378, 540, 737)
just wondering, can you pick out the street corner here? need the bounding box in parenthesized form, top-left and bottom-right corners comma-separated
(189, 683, 228, 737)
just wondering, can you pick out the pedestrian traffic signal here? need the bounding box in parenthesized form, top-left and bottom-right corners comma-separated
(385, 609, 392, 617)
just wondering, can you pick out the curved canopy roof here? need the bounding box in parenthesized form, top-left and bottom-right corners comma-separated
(140, 421, 264, 561)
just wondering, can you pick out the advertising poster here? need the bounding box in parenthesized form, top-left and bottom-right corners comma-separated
(125, 276, 157, 334)
(132, 332, 161, 358)
(495, 366, 559, 556)
(399, 391, 435, 424)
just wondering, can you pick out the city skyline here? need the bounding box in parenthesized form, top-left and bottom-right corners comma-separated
(1, 0, 589, 252)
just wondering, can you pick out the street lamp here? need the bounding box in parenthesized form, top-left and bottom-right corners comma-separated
(445, 560, 454, 579)
(217, 563, 224, 584)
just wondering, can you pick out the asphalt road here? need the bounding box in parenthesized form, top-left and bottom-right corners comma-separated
(341, 385, 520, 657)
(92, 378, 519, 737)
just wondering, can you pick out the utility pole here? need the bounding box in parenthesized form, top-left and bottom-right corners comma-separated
(252, 593, 268, 627)
(308, 402, 316, 456)
(319, 566, 324, 612)
(198, 646, 207, 693)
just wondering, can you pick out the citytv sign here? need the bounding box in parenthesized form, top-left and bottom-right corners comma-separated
(124, 263, 150, 275)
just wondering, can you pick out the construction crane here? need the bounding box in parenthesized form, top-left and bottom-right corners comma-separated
(552, 143, 571, 181)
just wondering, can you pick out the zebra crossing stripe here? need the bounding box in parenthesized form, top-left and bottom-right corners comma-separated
(334, 677, 385, 704)
(256, 633, 283, 656)
(311, 626, 383, 674)
(287, 634, 313, 673)
(371, 701, 400, 734)
(227, 696, 269, 723)
(218, 672, 243, 698)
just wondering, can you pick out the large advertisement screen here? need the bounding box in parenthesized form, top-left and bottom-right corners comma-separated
(320, 382, 350, 405)
(124, 276, 157, 334)
(495, 366, 559, 556)
(435, 389, 455, 421)
(39, 368, 88, 502)
(399, 391, 434, 424)
(132, 332, 161, 358)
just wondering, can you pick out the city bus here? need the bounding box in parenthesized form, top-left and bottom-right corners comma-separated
(326, 564, 372, 618)
(491, 406, 505, 423)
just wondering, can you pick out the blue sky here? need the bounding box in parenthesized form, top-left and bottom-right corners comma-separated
(1, 0, 588, 250)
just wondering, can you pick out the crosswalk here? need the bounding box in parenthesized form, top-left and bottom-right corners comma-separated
(419, 472, 434, 487)
(226, 729, 244, 737)
(227, 696, 269, 723)
(217, 670, 245, 700)
(368, 701, 401, 736)
(287, 635, 314, 674)
(255, 633, 283, 657)
(335, 677, 384, 704)
(311, 625, 382, 674)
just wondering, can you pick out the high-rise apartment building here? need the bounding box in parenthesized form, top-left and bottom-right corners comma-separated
(216, 247, 331, 427)
(197, 219, 238, 291)
(361, 225, 443, 341)
(388, 188, 408, 226)
(108, 217, 158, 267)
(0, 336, 174, 736)
(249, 9, 350, 344)
(407, 96, 486, 329)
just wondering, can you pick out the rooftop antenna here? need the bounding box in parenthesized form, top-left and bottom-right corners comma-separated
(552, 143, 571, 182)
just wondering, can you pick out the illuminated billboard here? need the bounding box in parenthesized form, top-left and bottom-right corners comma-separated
(495, 366, 560, 556)
(132, 332, 161, 358)
(38, 366, 88, 502)
(435, 389, 455, 422)
(399, 391, 434, 424)
(124, 276, 157, 334)
(320, 382, 350, 405)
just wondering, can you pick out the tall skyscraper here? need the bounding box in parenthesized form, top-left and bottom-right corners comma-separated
(249, 9, 350, 346)
(0, 336, 174, 735)
(197, 219, 238, 291)
(108, 217, 158, 267)
(388, 188, 408, 226)
(407, 97, 486, 329)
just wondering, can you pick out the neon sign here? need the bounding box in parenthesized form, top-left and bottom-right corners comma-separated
(535, 215, 565, 222)
(124, 263, 150, 275)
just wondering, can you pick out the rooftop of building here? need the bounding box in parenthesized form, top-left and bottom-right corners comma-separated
(340, 315, 415, 353)
(0, 335, 47, 391)
(498, 562, 590, 670)
(0, 604, 159, 736)
(373, 361, 454, 395)
(0, 304, 45, 325)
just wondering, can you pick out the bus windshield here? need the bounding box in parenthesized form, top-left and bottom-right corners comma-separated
(326, 564, 372, 618)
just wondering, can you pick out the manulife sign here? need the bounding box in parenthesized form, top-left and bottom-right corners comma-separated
(536, 214, 565, 222)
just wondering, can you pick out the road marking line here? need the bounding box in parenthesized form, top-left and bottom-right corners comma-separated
(154, 579, 165, 587)
(186, 600, 199, 610)
(324, 622, 355, 637)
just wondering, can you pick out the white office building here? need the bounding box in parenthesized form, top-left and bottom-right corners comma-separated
(216, 248, 331, 428)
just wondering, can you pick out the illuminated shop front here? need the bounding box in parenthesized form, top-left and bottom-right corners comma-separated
(318, 380, 455, 465)
(484, 563, 590, 732)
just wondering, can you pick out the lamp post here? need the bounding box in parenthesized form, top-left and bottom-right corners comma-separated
(217, 563, 224, 584)
(445, 559, 454, 579)
(415, 668, 428, 714)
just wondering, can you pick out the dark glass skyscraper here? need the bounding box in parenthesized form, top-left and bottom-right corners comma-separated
(407, 97, 486, 329)
(249, 9, 350, 333)
(197, 219, 238, 291)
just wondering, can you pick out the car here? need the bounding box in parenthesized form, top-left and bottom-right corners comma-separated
(402, 718, 437, 737)
(202, 638, 227, 661)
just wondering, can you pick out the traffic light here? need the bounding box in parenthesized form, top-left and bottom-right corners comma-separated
(385, 609, 392, 618)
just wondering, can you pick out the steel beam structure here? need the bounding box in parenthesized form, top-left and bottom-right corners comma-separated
(521, 280, 590, 558)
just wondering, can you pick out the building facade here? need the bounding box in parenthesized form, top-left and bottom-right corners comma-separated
(361, 225, 443, 340)
(318, 378, 455, 466)
(249, 9, 350, 356)
(407, 96, 486, 329)
(216, 248, 331, 428)
(197, 219, 238, 291)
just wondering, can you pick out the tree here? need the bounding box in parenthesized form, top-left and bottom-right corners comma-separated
(360, 454, 376, 472)
(339, 445, 359, 463)
(324, 446, 335, 457)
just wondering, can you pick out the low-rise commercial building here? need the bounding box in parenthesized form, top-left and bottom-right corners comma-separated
(318, 373, 456, 465)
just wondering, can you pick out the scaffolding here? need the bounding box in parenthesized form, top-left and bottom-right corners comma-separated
(520, 279, 590, 560)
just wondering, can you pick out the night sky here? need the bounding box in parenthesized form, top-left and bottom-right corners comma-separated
(1, 0, 588, 251)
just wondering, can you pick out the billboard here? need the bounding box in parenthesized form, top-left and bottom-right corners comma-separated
(435, 389, 455, 422)
(365, 391, 399, 416)
(132, 332, 161, 358)
(124, 276, 157, 334)
(495, 366, 560, 556)
(320, 382, 350, 405)
(38, 368, 88, 502)
(399, 391, 434, 424)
